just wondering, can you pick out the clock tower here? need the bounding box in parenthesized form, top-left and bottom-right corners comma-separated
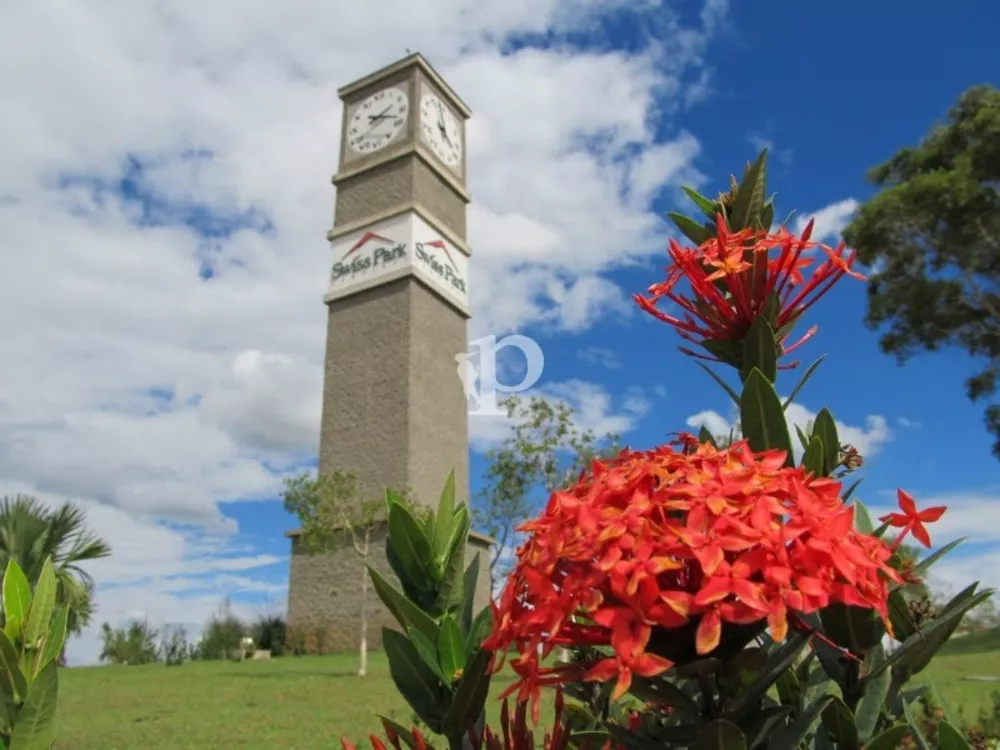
(285, 53, 492, 653)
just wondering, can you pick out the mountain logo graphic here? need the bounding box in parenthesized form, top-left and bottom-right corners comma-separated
(340, 231, 394, 261)
(421, 238, 458, 271)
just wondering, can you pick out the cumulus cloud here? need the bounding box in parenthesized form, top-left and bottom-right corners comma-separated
(0, 0, 729, 662)
(793, 198, 860, 242)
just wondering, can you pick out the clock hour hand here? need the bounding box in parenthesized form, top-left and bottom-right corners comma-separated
(368, 104, 393, 124)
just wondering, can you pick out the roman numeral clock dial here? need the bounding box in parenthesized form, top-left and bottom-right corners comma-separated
(347, 88, 409, 154)
(420, 93, 462, 168)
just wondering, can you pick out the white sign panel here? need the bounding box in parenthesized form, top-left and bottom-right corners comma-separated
(326, 212, 470, 314)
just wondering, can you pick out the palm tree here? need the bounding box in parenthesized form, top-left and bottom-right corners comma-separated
(0, 495, 112, 640)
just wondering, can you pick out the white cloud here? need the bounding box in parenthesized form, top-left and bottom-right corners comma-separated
(0, 0, 729, 663)
(577, 347, 622, 370)
(793, 198, 860, 243)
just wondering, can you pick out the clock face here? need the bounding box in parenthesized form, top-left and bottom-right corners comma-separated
(420, 93, 462, 168)
(347, 87, 409, 155)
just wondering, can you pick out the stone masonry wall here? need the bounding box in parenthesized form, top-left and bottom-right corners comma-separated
(286, 525, 493, 654)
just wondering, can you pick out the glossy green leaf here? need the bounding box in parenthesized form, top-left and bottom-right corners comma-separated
(37, 606, 68, 676)
(769, 695, 833, 750)
(802, 436, 824, 476)
(811, 408, 839, 476)
(741, 318, 778, 384)
(888, 588, 918, 642)
(795, 424, 811, 451)
(442, 647, 492, 738)
(702, 338, 743, 368)
(2, 562, 31, 645)
(683, 186, 721, 220)
(383, 628, 446, 732)
(821, 603, 884, 656)
(668, 212, 714, 244)
(693, 719, 746, 750)
(903, 698, 931, 750)
(740, 368, 794, 465)
(913, 537, 967, 576)
(22, 560, 56, 649)
(774, 668, 801, 709)
(852, 499, 875, 534)
(460, 553, 481, 635)
(465, 606, 493, 661)
(432, 471, 457, 561)
(937, 720, 973, 750)
(0, 630, 25, 705)
(760, 201, 775, 231)
(437, 616, 464, 682)
(408, 626, 447, 683)
(433, 511, 469, 615)
(782, 355, 826, 411)
(388, 503, 436, 587)
(856, 644, 889, 742)
(730, 150, 768, 231)
(8, 661, 58, 750)
(866, 725, 910, 750)
(695, 361, 741, 406)
(843, 478, 863, 501)
(367, 566, 439, 647)
(725, 631, 809, 720)
(743, 706, 792, 750)
(628, 676, 700, 716)
(821, 696, 859, 749)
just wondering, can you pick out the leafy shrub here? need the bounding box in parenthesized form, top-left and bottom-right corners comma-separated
(252, 614, 286, 657)
(197, 599, 247, 661)
(158, 624, 190, 666)
(99, 619, 159, 665)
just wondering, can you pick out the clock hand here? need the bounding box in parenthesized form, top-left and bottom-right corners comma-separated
(367, 105, 394, 123)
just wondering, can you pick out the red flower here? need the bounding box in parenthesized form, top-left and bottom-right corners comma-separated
(634, 214, 865, 364)
(879, 489, 947, 549)
(485, 440, 937, 708)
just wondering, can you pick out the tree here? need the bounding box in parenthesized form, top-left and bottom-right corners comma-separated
(842, 84, 1000, 457)
(475, 395, 621, 575)
(0, 495, 112, 642)
(99, 619, 159, 665)
(282, 470, 387, 677)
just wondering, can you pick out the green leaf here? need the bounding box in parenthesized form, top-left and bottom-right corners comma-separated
(937, 720, 973, 750)
(794, 424, 810, 451)
(433, 512, 469, 616)
(760, 201, 775, 231)
(432, 471, 457, 561)
(730, 150, 768, 231)
(702, 338, 743, 368)
(888, 588, 918, 642)
(465, 607, 493, 661)
(367, 566, 440, 647)
(460, 554, 481, 636)
(843, 478, 863, 501)
(782, 355, 826, 411)
(683, 186, 721, 220)
(8, 661, 58, 750)
(852, 499, 875, 534)
(903, 698, 931, 750)
(739, 368, 794, 465)
(774, 669, 801, 709)
(802, 436, 824, 475)
(378, 717, 439, 750)
(2, 562, 31, 645)
(820, 603, 884, 656)
(725, 631, 809, 720)
(741, 318, 778, 384)
(442, 647, 492, 738)
(668, 212, 714, 244)
(22, 559, 56, 649)
(388, 503, 436, 588)
(769, 695, 833, 750)
(437, 616, 464, 681)
(628, 676, 700, 716)
(913, 537, 967, 576)
(811, 408, 839, 476)
(821, 696, 859, 749)
(866, 725, 910, 750)
(408, 626, 447, 683)
(856, 644, 889, 742)
(695, 361, 741, 406)
(383, 628, 446, 732)
(0, 630, 26, 705)
(693, 719, 746, 750)
(37, 606, 68, 676)
(698, 426, 719, 448)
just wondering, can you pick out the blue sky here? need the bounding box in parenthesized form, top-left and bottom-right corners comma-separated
(2, 0, 997, 663)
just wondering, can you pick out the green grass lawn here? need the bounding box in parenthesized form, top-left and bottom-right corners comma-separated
(55, 650, 1000, 749)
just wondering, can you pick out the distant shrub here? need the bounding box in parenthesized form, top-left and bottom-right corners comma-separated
(198, 600, 246, 661)
(285, 626, 308, 656)
(99, 620, 159, 665)
(158, 624, 190, 666)
(252, 614, 286, 657)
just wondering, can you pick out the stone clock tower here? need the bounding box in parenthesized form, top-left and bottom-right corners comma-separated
(285, 53, 492, 653)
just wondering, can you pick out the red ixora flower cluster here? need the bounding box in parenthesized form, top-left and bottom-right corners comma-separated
(634, 214, 865, 365)
(484, 437, 944, 714)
